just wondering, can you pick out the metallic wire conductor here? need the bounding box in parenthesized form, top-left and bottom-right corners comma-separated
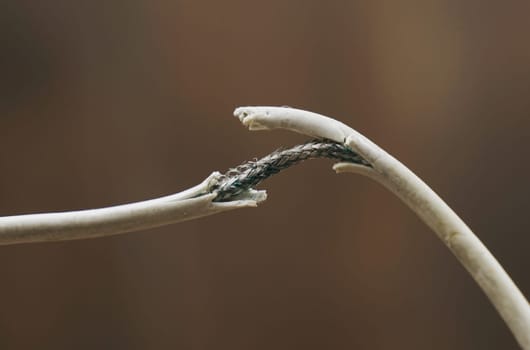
(214, 139, 370, 201)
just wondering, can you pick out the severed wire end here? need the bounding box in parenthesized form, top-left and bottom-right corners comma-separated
(212, 139, 371, 202)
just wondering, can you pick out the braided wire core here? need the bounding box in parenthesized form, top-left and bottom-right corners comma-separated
(213, 139, 370, 201)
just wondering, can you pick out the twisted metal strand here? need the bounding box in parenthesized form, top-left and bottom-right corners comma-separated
(214, 139, 370, 201)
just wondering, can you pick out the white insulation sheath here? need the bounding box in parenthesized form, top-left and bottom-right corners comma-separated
(234, 106, 530, 349)
(0, 172, 265, 245)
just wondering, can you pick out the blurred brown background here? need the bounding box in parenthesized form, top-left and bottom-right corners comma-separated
(1, 1, 529, 349)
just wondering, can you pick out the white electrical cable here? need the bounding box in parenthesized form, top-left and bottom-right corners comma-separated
(234, 106, 530, 349)
(0, 172, 266, 245)
(1, 105, 527, 348)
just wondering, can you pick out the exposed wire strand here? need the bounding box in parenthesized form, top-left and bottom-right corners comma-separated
(213, 139, 370, 201)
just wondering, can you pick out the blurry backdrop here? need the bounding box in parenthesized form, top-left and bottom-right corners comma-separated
(1, 1, 529, 349)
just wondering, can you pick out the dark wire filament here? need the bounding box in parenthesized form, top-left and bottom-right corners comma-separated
(213, 139, 370, 201)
